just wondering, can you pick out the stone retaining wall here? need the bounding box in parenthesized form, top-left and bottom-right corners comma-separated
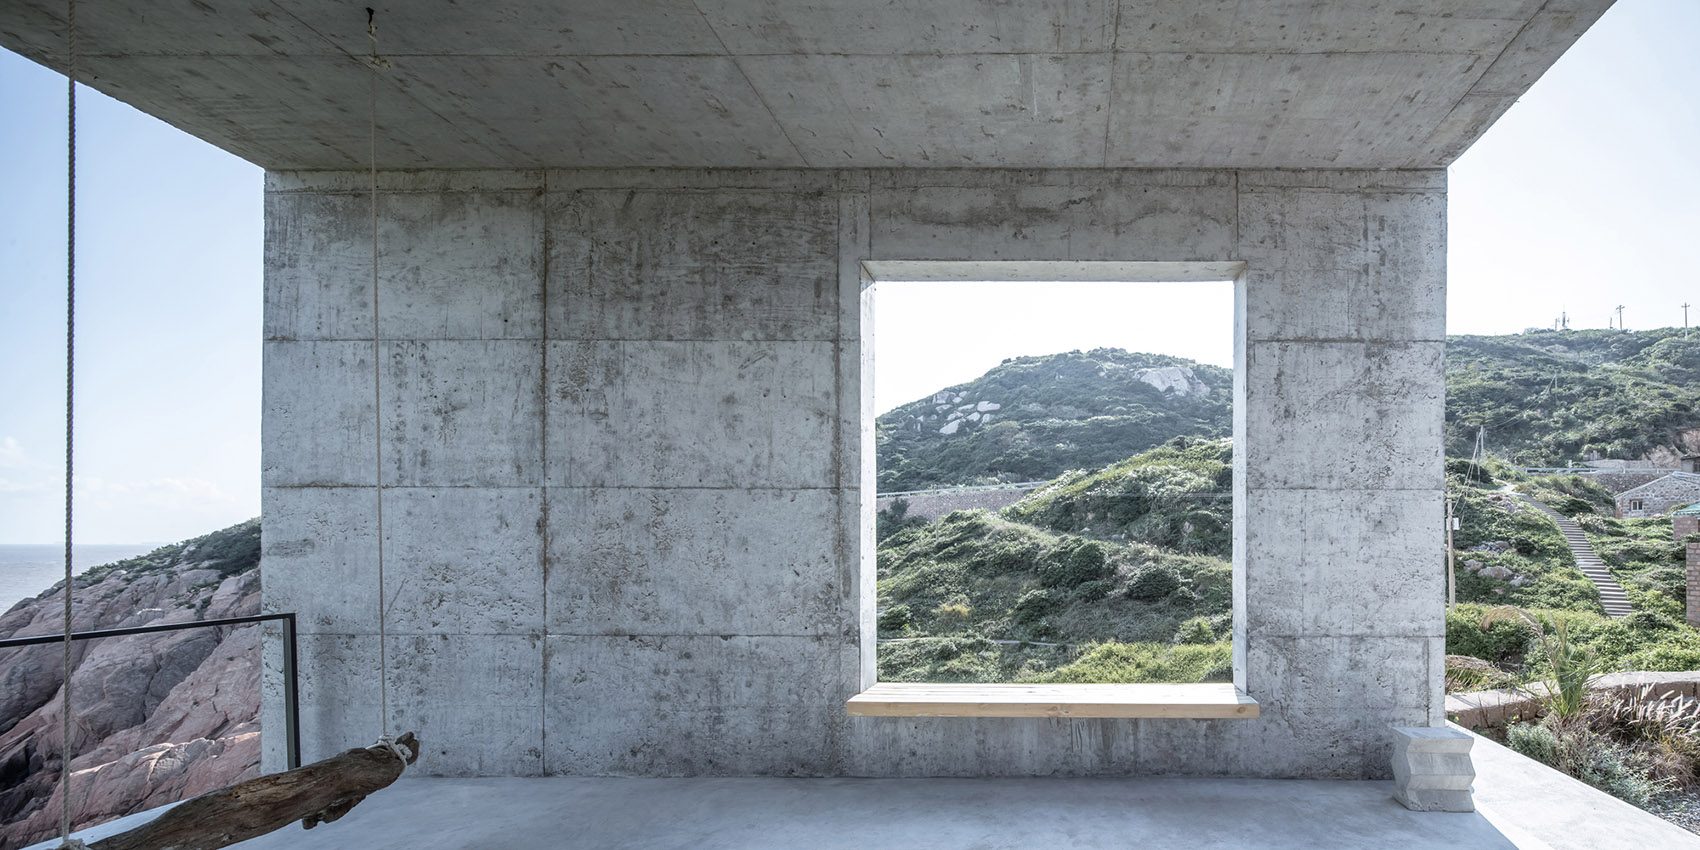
(1446, 671, 1700, 729)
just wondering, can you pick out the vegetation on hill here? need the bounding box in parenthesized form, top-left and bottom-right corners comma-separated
(1005, 437, 1232, 556)
(1447, 329, 1700, 465)
(1444, 471, 1699, 676)
(876, 349, 1231, 492)
(875, 441, 1235, 683)
(77, 518, 261, 588)
(1448, 485, 1603, 614)
(879, 329, 1700, 494)
(871, 335, 1700, 820)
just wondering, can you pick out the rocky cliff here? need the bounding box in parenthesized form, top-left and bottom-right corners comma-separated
(0, 519, 261, 849)
(877, 348, 1233, 492)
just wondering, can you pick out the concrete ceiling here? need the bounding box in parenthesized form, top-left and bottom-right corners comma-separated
(0, 1, 1613, 170)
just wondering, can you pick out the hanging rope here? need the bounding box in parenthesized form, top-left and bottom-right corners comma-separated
(365, 7, 405, 761)
(59, 0, 85, 846)
(44, 11, 407, 846)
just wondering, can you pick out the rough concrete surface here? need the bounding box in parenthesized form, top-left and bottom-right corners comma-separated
(252, 167, 1450, 780)
(1391, 726, 1476, 812)
(36, 726, 1700, 850)
(0, 2, 1613, 170)
(32, 731, 1700, 850)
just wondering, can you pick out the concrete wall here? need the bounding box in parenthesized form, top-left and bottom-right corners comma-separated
(261, 168, 1446, 779)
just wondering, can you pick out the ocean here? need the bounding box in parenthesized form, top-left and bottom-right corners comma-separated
(0, 544, 161, 615)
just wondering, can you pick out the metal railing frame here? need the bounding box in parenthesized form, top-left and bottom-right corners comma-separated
(0, 612, 301, 770)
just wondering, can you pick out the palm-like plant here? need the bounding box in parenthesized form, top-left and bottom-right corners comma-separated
(1480, 605, 1606, 718)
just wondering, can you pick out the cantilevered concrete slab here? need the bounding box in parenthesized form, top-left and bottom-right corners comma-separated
(0, 1, 1611, 170)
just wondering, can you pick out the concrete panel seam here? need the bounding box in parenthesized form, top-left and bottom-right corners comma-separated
(539, 166, 552, 775)
(692, 15, 810, 166)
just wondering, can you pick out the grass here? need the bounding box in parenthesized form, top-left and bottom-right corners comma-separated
(1449, 483, 1604, 613)
(876, 441, 1238, 683)
(78, 517, 261, 587)
(1003, 436, 1232, 557)
(1576, 513, 1689, 619)
(875, 637, 1232, 685)
(877, 509, 1231, 654)
(1445, 603, 1700, 693)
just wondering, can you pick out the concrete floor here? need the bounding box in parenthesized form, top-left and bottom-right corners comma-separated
(34, 730, 1700, 850)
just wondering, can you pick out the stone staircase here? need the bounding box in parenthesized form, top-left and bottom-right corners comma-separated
(1513, 493, 1634, 618)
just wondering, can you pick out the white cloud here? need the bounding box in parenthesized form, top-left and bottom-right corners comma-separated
(0, 436, 49, 471)
(0, 477, 48, 494)
(76, 475, 241, 509)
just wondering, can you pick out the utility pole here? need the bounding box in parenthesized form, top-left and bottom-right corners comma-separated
(1685, 302, 1691, 338)
(1474, 426, 1486, 479)
(1617, 304, 1626, 330)
(1445, 493, 1457, 611)
(1562, 311, 1569, 330)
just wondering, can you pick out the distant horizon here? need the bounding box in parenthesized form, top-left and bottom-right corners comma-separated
(0, 540, 176, 548)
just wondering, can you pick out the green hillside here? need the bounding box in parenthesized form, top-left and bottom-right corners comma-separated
(1005, 437, 1232, 556)
(877, 439, 1233, 683)
(1447, 328, 1700, 464)
(876, 348, 1231, 492)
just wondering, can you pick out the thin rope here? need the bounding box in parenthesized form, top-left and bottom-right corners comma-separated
(59, 0, 79, 845)
(367, 7, 392, 746)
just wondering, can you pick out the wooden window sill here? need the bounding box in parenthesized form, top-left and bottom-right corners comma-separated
(846, 682, 1260, 719)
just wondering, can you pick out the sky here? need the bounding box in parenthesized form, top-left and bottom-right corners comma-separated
(0, 0, 1697, 543)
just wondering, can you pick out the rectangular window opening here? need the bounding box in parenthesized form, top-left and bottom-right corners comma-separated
(850, 261, 1258, 719)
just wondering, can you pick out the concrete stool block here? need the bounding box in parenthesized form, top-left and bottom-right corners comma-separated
(1390, 726, 1475, 812)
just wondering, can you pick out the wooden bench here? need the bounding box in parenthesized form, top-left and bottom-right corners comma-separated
(847, 682, 1260, 718)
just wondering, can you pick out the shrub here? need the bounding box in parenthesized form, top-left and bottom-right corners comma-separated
(1446, 457, 1496, 485)
(1172, 616, 1215, 645)
(1507, 722, 1559, 766)
(934, 601, 973, 625)
(1126, 564, 1183, 601)
(1578, 744, 1671, 808)
(1165, 585, 1198, 605)
(1482, 606, 1605, 719)
(876, 498, 928, 543)
(1445, 654, 1518, 693)
(1039, 541, 1111, 588)
(1012, 589, 1058, 625)
(982, 538, 1040, 574)
(1074, 579, 1115, 601)
(1030, 640, 1231, 684)
(1445, 604, 1535, 663)
(1624, 610, 1681, 635)
(1197, 654, 1233, 683)
(1623, 644, 1700, 673)
(878, 604, 912, 633)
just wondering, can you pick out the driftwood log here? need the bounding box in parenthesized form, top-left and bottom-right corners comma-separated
(85, 733, 420, 850)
